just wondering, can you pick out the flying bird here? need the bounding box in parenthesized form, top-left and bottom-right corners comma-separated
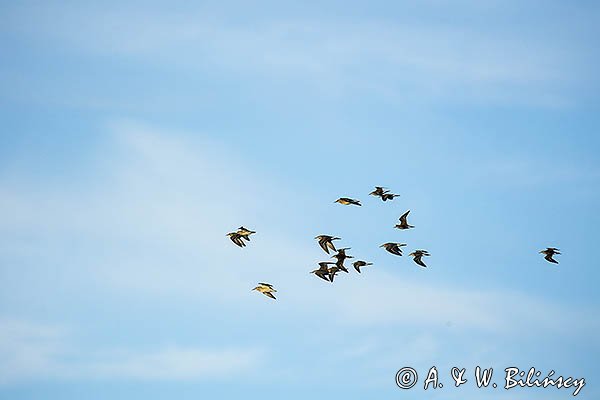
(353, 260, 373, 273)
(369, 186, 388, 196)
(315, 235, 340, 254)
(369, 186, 399, 202)
(227, 232, 246, 247)
(252, 283, 277, 300)
(380, 242, 406, 256)
(310, 262, 336, 282)
(331, 248, 353, 272)
(335, 197, 362, 206)
(409, 250, 431, 268)
(395, 210, 414, 230)
(540, 247, 561, 264)
(381, 192, 400, 201)
(236, 226, 256, 239)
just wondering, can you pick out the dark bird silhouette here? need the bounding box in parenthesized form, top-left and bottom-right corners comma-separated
(310, 262, 336, 282)
(353, 260, 373, 273)
(227, 232, 246, 247)
(395, 210, 414, 230)
(335, 197, 361, 206)
(540, 247, 561, 264)
(381, 192, 400, 201)
(380, 242, 406, 256)
(369, 186, 399, 202)
(331, 248, 353, 272)
(409, 250, 430, 268)
(252, 283, 276, 299)
(315, 235, 340, 254)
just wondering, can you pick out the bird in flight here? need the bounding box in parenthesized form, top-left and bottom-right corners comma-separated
(227, 232, 246, 247)
(335, 197, 362, 206)
(227, 226, 256, 247)
(540, 247, 561, 264)
(315, 235, 340, 254)
(369, 186, 399, 202)
(252, 283, 277, 299)
(310, 262, 336, 282)
(408, 250, 431, 268)
(380, 242, 406, 256)
(395, 210, 414, 230)
(331, 248, 353, 272)
(236, 226, 256, 238)
(353, 260, 373, 273)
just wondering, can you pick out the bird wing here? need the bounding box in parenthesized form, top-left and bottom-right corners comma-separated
(544, 253, 559, 264)
(315, 271, 329, 281)
(230, 235, 245, 247)
(390, 245, 403, 256)
(326, 240, 337, 252)
(413, 255, 427, 268)
(318, 238, 330, 253)
(399, 210, 410, 224)
(263, 291, 276, 300)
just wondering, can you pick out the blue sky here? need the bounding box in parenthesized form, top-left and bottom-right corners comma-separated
(1, 1, 599, 399)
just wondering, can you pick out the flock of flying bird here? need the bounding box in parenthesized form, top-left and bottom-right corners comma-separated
(227, 186, 561, 300)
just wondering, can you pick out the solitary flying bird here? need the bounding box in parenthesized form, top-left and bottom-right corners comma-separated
(252, 283, 277, 299)
(395, 210, 414, 230)
(380, 242, 406, 256)
(335, 197, 362, 206)
(540, 247, 561, 264)
(331, 248, 353, 272)
(353, 260, 373, 273)
(310, 262, 336, 282)
(409, 250, 431, 268)
(315, 235, 340, 254)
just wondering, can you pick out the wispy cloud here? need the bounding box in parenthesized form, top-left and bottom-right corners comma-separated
(0, 318, 263, 385)
(1, 121, 595, 337)
(2, 2, 593, 107)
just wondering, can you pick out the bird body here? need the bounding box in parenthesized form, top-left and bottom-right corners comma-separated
(380, 242, 406, 256)
(252, 283, 277, 299)
(335, 197, 362, 206)
(540, 247, 560, 264)
(331, 248, 353, 272)
(408, 250, 430, 268)
(236, 226, 256, 237)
